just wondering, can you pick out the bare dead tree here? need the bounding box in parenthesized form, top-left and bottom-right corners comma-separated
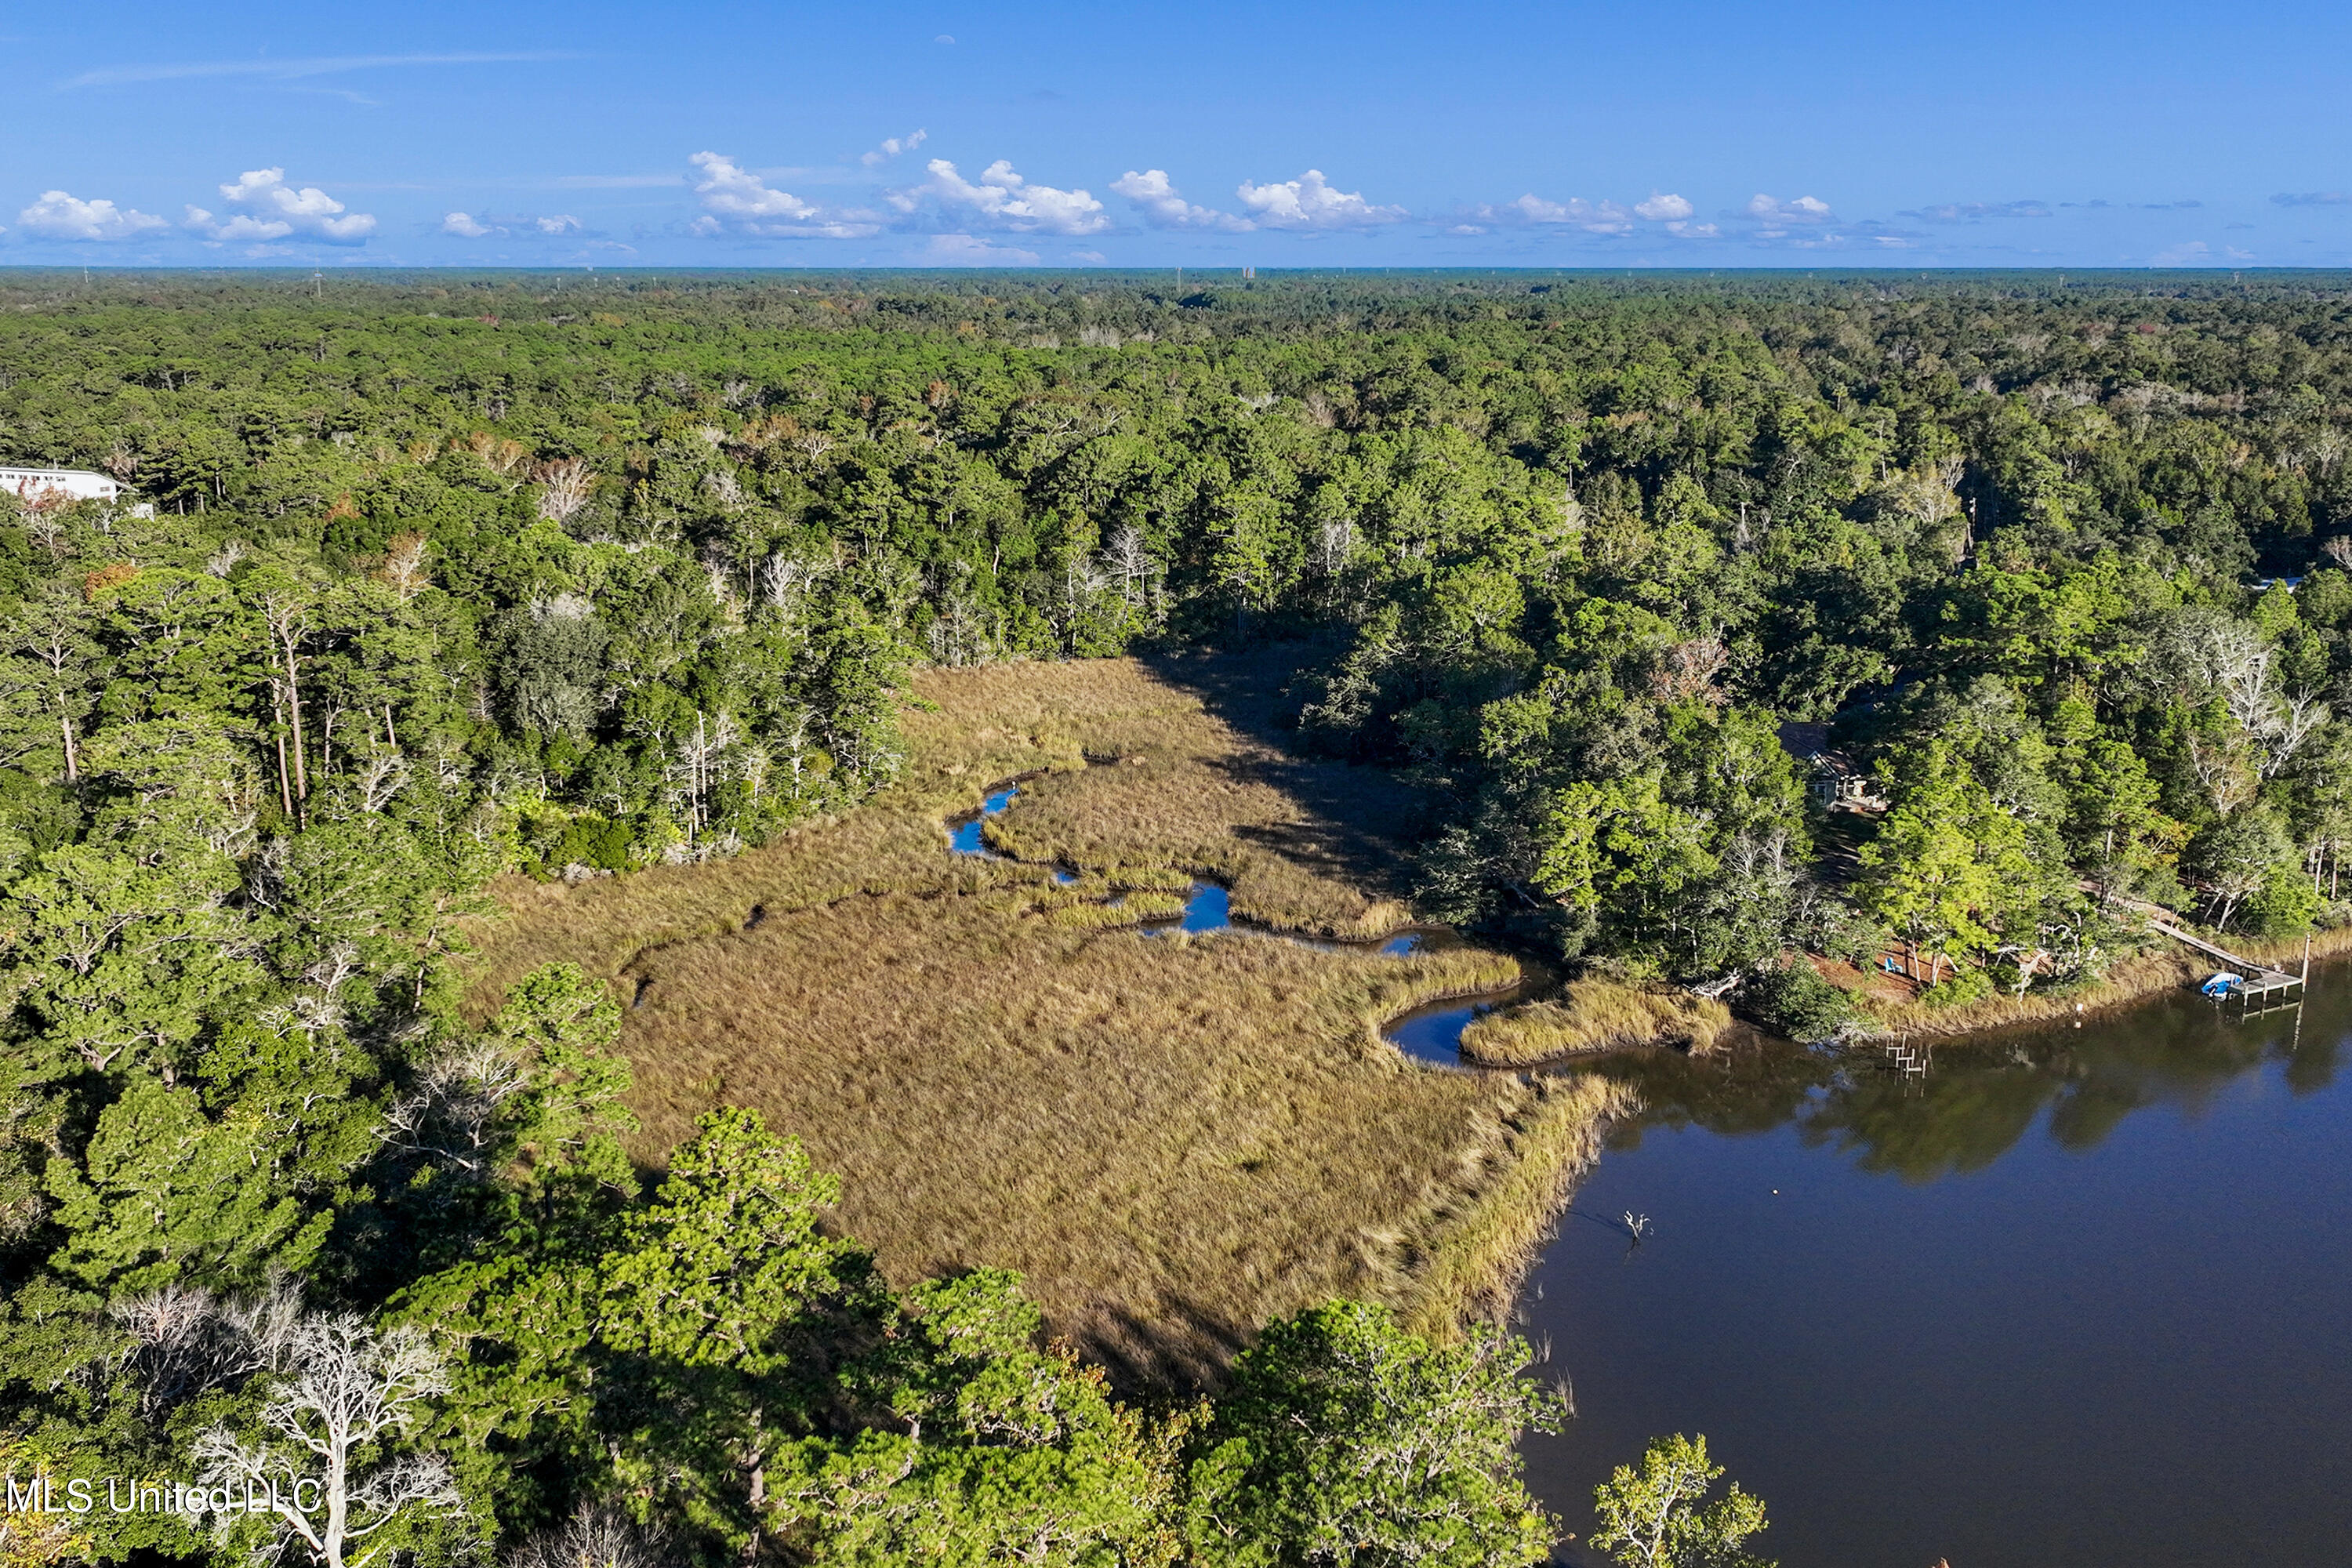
(2187, 732, 2260, 817)
(775, 706, 818, 800)
(2314, 427, 2347, 476)
(1309, 514, 1353, 581)
(1101, 523, 1159, 604)
(260, 589, 315, 815)
(465, 432, 530, 477)
(111, 1278, 303, 1415)
(667, 710, 742, 844)
(704, 558, 739, 615)
(302, 941, 364, 1006)
(1648, 635, 1731, 705)
(926, 596, 991, 667)
(194, 1316, 459, 1568)
(377, 532, 430, 600)
(532, 459, 595, 524)
(756, 554, 829, 638)
(354, 753, 411, 815)
(700, 469, 745, 510)
(2267, 689, 2330, 777)
(2156, 609, 2331, 782)
(504, 1501, 670, 1568)
(1062, 554, 1109, 619)
(378, 1040, 531, 1178)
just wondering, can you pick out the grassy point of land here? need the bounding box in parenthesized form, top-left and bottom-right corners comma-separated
(1461, 980, 1733, 1069)
(464, 653, 1628, 1380)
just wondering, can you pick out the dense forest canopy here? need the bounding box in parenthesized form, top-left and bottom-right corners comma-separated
(4, 267, 2350, 1566)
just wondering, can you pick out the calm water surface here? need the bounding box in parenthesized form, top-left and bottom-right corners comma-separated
(1523, 982, 2352, 1567)
(948, 784, 1021, 854)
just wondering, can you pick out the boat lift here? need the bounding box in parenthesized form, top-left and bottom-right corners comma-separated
(2096, 887, 2314, 1017)
(2177, 927, 2310, 1015)
(2198, 967, 2307, 1013)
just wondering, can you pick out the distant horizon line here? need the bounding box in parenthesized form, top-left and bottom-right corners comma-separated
(3, 263, 2349, 276)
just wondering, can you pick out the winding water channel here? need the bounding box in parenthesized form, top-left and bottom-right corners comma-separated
(953, 782, 2352, 1560)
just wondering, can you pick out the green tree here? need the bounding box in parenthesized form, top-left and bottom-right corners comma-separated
(2186, 808, 2302, 932)
(43, 1078, 332, 1295)
(1588, 1434, 1773, 1568)
(1535, 775, 1718, 953)
(1854, 744, 2045, 982)
(1185, 1301, 1563, 1568)
(779, 1272, 1186, 1567)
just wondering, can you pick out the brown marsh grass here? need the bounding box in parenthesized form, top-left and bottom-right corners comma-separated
(466, 655, 1420, 1003)
(1400, 1073, 1642, 1338)
(1459, 981, 1733, 1068)
(464, 653, 1621, 1377)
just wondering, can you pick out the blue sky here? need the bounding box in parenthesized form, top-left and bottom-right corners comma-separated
(5, 0, 2348, 268)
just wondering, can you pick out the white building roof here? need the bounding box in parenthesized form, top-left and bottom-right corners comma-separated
(1, 466, 129, 501)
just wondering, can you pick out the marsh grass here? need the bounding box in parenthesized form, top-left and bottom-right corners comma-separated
(975, 683, 1423, 938)
(465, 653, 1617, 1377)
(1401, 1074, 1643, 1338)
(622, 893, 1536, 1381)
(1045, 891, 1189, 929)
(1459, 982, 1733, 1068)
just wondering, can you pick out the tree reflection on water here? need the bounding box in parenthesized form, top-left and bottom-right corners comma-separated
(1580, 989, 2345, 1185)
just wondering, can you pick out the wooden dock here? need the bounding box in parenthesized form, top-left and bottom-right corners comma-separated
(2144, 916, 2307, 1008)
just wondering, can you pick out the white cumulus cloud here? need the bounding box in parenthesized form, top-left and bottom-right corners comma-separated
(443, 211, 584, 239)
(1465, 191, 1717, 241)
(689, 152, 876, 238)
(16, 190, 171, 241)
(862, 129, 928, 168)
(1111, 169, 1252, 231)
(1744, 193, 1834, 226)
(924, 233, 1041, 266)
(691, 151, 817, 223)
(895, 158, 1108, 235)
(184, 168, 375, 244)
(1235, 169, 1406, 229)
(1481, 194, 1631, 233)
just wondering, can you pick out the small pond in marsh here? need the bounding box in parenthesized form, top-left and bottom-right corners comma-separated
(948, 784, 1024, 856)
(1525, 982, 2352, 1567)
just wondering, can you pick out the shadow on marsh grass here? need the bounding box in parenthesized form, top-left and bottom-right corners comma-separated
(1134, 641, 1430, 898)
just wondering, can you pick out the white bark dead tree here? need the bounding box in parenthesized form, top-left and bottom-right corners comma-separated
(532, 459, 595, 524)
(194, 1316, 459, 1568)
